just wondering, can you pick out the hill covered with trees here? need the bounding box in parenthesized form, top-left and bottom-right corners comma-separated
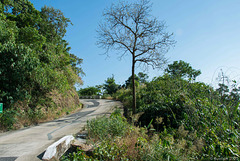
(0, 0, 84, 130)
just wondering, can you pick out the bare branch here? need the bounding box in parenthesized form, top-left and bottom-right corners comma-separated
(96, 0, 175, 114)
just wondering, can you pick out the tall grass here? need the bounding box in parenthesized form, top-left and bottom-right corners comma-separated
(64, 111, 203, 161)
(87, 110, 129, 141)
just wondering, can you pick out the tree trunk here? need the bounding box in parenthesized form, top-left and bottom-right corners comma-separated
(132, 56, 136, 114)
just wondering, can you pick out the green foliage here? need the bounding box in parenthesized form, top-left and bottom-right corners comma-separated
(60, 148, 95, 161)
(113, 88, 132, 110)
(87, 113, 129, 141)
(0, 18, 37, 108)
(82, 111, 134, 160)
(136, 74, 239, 158)
(103, 76, 119, 95)
(78, 86, 100, 96)
(113, 62, 240, 159)
(69, 115, 198, 161)
(93, 140, 129, 161)
(138, 72, 149, 84)
(0, 0, 83, 130)
(165, 60, 201, 80)
(69, 54, 85, 78)
(61, 148, 94, 161)
(40, 5, 71, 41)
(124, 74, 140, 89)
(137, 75, 192, 130)
(25, 107, 44, 124)
(0, 109, 18, 130)
(135, 127, 201, 161)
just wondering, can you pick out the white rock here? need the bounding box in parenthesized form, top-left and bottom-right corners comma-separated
(42, 135, 74, 161)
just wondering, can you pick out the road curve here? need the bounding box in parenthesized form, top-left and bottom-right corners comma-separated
(0, 99, 122, 161)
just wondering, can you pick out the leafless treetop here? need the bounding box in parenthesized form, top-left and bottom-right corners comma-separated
(97, 0, 175, 69)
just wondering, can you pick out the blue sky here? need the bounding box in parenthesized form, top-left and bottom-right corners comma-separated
(30, 0, 240, 89)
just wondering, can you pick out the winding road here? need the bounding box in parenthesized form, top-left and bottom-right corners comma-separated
(0, 99, 122, 161)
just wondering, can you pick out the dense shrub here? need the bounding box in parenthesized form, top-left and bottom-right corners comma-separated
(0, 109, 18, 130)
(87, 111, 129, 141)
(103, 76, 119, 95)
(78, 86, 100, 96)
(114, 74, 240, 159)
(64, 114, 202, 161)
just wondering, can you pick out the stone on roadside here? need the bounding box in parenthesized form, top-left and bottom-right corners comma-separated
(42, 135, 74, 161)
(71, 139, 94, 155)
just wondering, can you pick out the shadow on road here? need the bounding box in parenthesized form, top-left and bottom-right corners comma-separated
(86, 100, 100, 108)
(37, 151, 45, 160)
(0, 157, 17, 161)
(45, 110, 95, 127)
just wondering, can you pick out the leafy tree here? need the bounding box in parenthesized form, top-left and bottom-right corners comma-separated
(165, 60, 201, 81)
(124, 72, 148, 89)
(104, 76, 119, 95)
(69, 54, 84, 77)
(0, 2, 39, 108)
(78, 87, 100, 96)
(40, 6, 72, 42)
(0, 0, 83, 110)
(96, 0, 175, 113)
(95, 85, 104, 95)
(124, 74, 140, 89)
(138, 72, 149, 84)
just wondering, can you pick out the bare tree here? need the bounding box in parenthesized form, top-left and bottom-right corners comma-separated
(97, 0, 175, 114)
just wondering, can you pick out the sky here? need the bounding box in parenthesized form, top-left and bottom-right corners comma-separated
(30, 0, 240, 89)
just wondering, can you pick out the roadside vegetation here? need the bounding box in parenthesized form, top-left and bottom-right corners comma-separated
(114, 62, 240, 160)
(0, 0, 84, 131)
(66, 60, 239, 160)
(74, 0, 239, 159)
(78, 75, 119, 99)
(1, 0, 239, 160)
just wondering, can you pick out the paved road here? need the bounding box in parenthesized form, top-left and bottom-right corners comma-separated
(0, 99, 122, 161)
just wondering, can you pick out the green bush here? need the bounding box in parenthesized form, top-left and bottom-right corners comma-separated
(0, 109, 18, 130)
(93, 140, 129, 161)
(26, 108, 44, 124)
(115, 74, 240, 159)
(87, 113, 129, 141)
(78, 86, 100, 96)
(61, 149, 94, 161)
(137, 75, 194, 130)
(113, 88, 132, 111)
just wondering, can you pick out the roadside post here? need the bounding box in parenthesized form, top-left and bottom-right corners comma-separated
(0, 103, 3, 113)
